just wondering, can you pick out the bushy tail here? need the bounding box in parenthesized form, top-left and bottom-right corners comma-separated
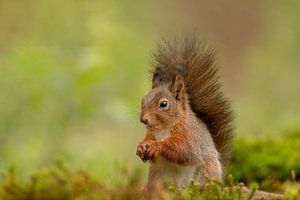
(151, 35, 234, 167)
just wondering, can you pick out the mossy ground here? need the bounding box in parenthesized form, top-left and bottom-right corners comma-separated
(0, 162, 299, 200)
(1, 130, 300, 200)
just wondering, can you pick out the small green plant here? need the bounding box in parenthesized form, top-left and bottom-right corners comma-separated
(1, 163, 296, 200)
(1, 130, 300, 199)
(228, 128, 300, 189)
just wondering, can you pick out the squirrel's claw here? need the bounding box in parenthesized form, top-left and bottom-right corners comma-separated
(136, 142, 150, 162)
(137, 141, 161, 162)
(136, 144, 145, 161)
(144, 141, 160, 161)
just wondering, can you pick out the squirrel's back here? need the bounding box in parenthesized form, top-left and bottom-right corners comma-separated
(151, 35, 234, 167)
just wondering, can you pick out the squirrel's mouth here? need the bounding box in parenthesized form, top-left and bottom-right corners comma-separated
(139, 117, 160, 129)
(145, 123, 160, 130)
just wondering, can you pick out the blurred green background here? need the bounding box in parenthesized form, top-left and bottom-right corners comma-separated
(0, 0, 299, 184)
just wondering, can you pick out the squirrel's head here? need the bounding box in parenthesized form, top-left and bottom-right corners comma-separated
(140, 75, 187, 131)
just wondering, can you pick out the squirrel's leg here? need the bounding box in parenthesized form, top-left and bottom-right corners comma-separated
(194, 157, 222, 182)
(203, 157, 222, 180)
(147, 164, 164, 200)
(158, 133, 197, 165)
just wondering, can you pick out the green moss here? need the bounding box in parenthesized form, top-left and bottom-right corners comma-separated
(228, 128, 300, 186)
(1, 162, 299, 200)
(1, 130, 300, 199)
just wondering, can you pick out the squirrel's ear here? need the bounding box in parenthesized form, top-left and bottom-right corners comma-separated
(170, 75, 185, 101)
(152, 77, 160, 89)
(152, 65, 164, 89)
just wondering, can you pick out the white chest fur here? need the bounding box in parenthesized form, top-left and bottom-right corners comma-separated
(151, 156, 197, 186)
(154, 130, 170, 141)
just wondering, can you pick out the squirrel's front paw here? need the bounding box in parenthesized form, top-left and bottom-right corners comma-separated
(136, 141, 152, 162)
(144, 141, 161, 161)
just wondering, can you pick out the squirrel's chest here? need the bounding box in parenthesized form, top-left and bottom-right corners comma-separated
(151, 156, 197, 186)
(154, 130, 170, 141)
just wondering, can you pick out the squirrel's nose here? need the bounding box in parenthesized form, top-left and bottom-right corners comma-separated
(140, 115, 148, 125)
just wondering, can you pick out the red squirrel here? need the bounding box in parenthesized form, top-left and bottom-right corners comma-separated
(136, 35, 233, 192)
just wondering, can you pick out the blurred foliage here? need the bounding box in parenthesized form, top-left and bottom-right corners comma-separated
(1, 131, 300, 199)
(228, 128, 300, 191)
(0, 161, 143, 200)
(1, 162, 296, 200)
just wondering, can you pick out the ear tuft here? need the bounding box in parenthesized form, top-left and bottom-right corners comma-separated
(170, 75, 185, 101)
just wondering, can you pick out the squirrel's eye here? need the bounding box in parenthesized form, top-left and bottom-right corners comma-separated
(159, 100, 168, 108)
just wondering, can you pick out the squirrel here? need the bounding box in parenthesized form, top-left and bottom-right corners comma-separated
(136, 35, 233, 192)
